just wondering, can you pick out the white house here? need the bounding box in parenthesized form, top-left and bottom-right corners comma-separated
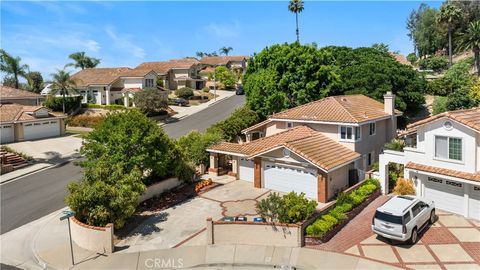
(379, 108, 480, 220)
(207, 93, 400, 203)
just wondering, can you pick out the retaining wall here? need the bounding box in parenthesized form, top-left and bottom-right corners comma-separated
(70, 216, 114, 254)
(139, 177, 181, 203)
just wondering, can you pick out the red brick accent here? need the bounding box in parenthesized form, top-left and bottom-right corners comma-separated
(208, 167, 219, 173)
(420, 227, 459, 244)
(71, 216, 110, 231)
(317, 170, 328, 203)
(254, 157, 262, 188)
(213, 220, 300, 227)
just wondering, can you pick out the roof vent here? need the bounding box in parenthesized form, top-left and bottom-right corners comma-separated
(342, 98, 347, 102)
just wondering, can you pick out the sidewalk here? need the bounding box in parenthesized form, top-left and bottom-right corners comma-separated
(0, 163, 52, 184)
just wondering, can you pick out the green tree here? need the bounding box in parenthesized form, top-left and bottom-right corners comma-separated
(176, 131, 222, 166)
(215, 66, 236, 89)
(26, 71, 44, 93)
(80, 110, 178, 183)
(407, 52, 418, 64)
(0, 49, 29, 89)
(437, 2, 462, 66)
(207, 106, 259, 142)
(443, 59, 473, 91)
(175, 87, 194, 99)
(432, 96, 448, 115)
(446, 87, 477, 111)
(457, 21, 480, 76)
(219, 46, 233, 56)
(50, 69, 80, 114)
(244, 43, 339, 119)
(371, 43, 389, 53)
(133, 88, 168, 115)
(411, 5, 445, 57)
(66, 51, 100, 70)
(256, 192, 317, 223)
(288, 0, 304, 43)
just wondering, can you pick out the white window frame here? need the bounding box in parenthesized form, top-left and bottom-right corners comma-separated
(339, 126, 361, 142)
(434, 135, 463, 162)
(369, 122, 376, 136)
(145, 78, 155, 88)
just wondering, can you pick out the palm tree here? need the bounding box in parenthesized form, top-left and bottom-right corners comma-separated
(65, 51, 100, 70)
(0, 49, 29, 89)
(196, 51, 205, 59)
(437, 2, 462, 66)
(288, 0, 304, 43)
(50, 69, 79, 114)
(457, 20, 480, 76)
(219, 47, 233, 56)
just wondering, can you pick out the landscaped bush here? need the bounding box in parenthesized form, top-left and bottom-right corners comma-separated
(418, 56, 449, 72)
(206, 106, 259, 142)
(256, 192, 317, 224)
(175, 87, 194, 99)
(432, 96, 448, 115)
(384, 138, 405, 152)
(393, 178, 416, 195)
(66, 115, 105, 128)
(82, 103, 126, 110)
(176, 131, 222, 166)
(195, 179, 213, 193)
(305, 179, 380, 237)
(43, 95, 82, 112)
(202, 87, 210, 93)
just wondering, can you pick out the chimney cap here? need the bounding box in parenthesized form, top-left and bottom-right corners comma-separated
(384, 91, 394, 97)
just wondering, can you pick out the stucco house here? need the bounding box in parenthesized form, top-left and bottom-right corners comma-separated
(207, 93, 400, 203)
(0, 85, 43, 106)
(0, 104, 66, 143)
(71, 67, 163, 107)
(200, 56, 248, 73)
(136, 58, 205, 91)
(379, 108, 480, 220)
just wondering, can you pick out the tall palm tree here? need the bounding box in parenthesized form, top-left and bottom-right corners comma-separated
(196, 51, 205, 59)
(0, 49, 29, 89)
(288, 0, 304, 43)
(65, 51, 100, 70)
(437, 2, 462, 66)
(457, 20, 480, 76)
(219, 47, 233, 56)
(50, 69, 79, 114)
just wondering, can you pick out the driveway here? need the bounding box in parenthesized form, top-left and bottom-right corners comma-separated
(308, 196, 480, 269)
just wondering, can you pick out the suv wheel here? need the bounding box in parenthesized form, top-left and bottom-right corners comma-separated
(429, 210, 436, 224)
(409, 228, 418, 244)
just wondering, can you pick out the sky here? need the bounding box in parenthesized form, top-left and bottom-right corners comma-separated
(1, 1, 442, 80)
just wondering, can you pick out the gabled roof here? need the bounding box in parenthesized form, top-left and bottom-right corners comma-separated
(0, 104, 65, 123)
(390, 53, 412, 66)
(271, 95, 400, 124)
(208, 126, 360, 172)
(137, 59, 198, 74)
(120, 68, 156, 77)
(0, 86, 41, 99)
(71, 67, 130, 87)
(407, 107, 480, 132)
(200, 56, 248, 66)
(406, 162, 480, 184)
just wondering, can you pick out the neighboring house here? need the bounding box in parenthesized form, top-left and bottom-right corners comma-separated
(40, 83, 53, 96)
(0, 104, 66, 144)
(0, 85, 43, 106)
(390, 53, 413, 67)
(136, 58, 205, 91)
(207, 93, 399, 203)
(200, 56, 248, 73)
(379, 108, 480, 220)
(71, 67, 164, 107)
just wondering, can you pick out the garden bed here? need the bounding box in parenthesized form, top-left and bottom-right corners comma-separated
(305, 179, 381, 244)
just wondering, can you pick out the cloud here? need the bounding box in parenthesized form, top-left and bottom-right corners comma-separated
(5, 31, 101, 53)
(105, 26, 146, 58)
(204, 21, 241, 38)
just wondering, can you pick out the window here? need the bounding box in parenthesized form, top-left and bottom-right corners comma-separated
(340, 126, 361, 141)
(367, 152, 375, 166)
(286, 122, 293, 129)
(374, 211, 403, 224)
(411, 203, 422, 217)
(369, 123, 376, 135)
(435, 136, 462, 161)
(145, 78, 155, 88)
(403, 212, 411, 224)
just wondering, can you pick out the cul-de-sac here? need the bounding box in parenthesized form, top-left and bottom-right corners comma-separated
(1, 1, 480, 269)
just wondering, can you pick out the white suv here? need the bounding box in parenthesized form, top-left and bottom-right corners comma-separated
(372, 195, 435, 244)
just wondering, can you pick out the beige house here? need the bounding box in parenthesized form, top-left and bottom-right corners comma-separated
(200, 56, 248, 73)
(207, 93, 400, 203)
(0, 85, 43, 106)
(0, 104, 66, 144)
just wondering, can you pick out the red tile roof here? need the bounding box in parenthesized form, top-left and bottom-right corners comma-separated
(137, 59, 198, 74)
(0, 104, 65, 123)
(200, 56, 248, 66)
(71, 67, 130, 87)
(408, 107, 480, 132)
(0, 86, 41, 99)
(406, 162, 480, 183)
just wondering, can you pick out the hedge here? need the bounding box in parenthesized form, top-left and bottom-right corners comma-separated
(82, 103, 126, 110)
(305, 179, 380, 237)
(43, 96, 82, 112)
(175, 87, 194, 99)
(66, 115, 105, 128)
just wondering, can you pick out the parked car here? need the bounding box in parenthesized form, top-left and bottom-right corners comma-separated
(169, 98, 188, 106)
(372, 195, 435, 244)
(236, 85, 244, 95)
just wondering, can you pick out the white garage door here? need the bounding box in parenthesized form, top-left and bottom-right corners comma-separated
(0, 124, 14, 144)
(424, 176, 464, 216)
(239, 158, 254, 182)
(469, 185, 480, 221)
(264, 162, 318, 200)
(23, 120, 60, 141)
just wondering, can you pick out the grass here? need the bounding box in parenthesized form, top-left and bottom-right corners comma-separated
(66, 129, 90, 138)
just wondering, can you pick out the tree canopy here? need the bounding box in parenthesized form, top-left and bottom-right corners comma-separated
(66, 51, 100, 70)
(133, 88, 168, 115)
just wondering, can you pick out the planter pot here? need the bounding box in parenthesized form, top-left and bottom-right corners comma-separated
(70, 216, 114, 254)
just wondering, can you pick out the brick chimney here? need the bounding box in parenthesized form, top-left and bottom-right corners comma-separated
(384, 91, 397, 141)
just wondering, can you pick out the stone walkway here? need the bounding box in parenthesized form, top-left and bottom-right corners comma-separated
(307, 195, 480, 270)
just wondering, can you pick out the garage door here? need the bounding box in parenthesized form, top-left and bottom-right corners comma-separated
(424, 176, 464, 215)
(264, 162, 318, 200)
(23, 120, 60, 141)
(239, 158, 254, 182)
(469, 185, 480, 221)
(0, 124, 14, 144)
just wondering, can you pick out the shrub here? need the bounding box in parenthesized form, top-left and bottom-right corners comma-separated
(418, 56, 449, 72)
(256, 192, 317, 224)
(432, 96, 448, 115)
(335, 202, 353, 213)
(215, 66, 236, 89)
(133, 88, 168, 115)
(256, 192, 284, 222)
(175, 87, 194, 99)
(427, 79, 450, 96)
(174, 160, 196, 183)
(206, 106, 259, 142)
(330, 207, 347, 221)
(176, 131, 222, 166)
(202, 87, 210, 93)
(406, 53, 418, 64)
(384, 138, 405, 152)
(195, 179, 213, 193)
(43, 95, 82, 112)
(83, 103, 126, 110)
(393, 178, 416, 195)
(335, 192, 352, 205)
(66, 115, 104, 128)
(350, 191, 365, 206)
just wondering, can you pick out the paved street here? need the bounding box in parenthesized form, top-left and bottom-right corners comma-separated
(163, 94, 245, 138)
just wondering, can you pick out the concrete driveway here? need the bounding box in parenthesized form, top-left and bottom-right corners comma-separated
(309, 196, 480, 270)
(6, 135, 83, 162)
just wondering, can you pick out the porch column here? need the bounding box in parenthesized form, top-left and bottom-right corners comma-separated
(208, 153, 219, 176)
(379, 154, 389, 194)
(230, 157, 238, 179)
(254, 157, 262, 188)
(105, 86, 111, 105)
(317, 169, 328, 203)
(123, 93, 129, 107)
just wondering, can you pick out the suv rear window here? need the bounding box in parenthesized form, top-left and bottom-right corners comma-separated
(374, 211, 403, 224)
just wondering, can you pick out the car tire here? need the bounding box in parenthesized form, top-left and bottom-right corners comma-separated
(409, 228, 418, 245)
(429, 210, 436, 224)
